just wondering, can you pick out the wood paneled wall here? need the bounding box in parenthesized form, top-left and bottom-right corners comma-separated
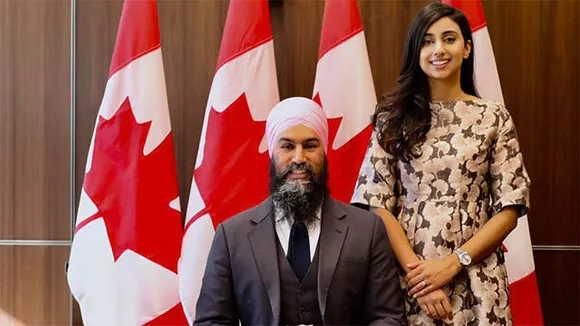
(0, 246, 71, 325)
(0, 0, 72, 324)
(483, 0, 579, 246)
(2, 0, 578, 325)
(0, 0, 71, 240)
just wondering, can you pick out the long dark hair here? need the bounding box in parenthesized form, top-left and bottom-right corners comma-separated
(372, 2, 478, 162)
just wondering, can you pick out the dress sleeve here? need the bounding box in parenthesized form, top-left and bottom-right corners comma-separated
(489, 106, 531, 217)
(351, 131, 399, 213)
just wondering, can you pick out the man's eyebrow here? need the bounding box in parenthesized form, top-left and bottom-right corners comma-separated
(278, 137, 320, 143)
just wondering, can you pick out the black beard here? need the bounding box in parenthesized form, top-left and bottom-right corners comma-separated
(269, 157, 329, 225)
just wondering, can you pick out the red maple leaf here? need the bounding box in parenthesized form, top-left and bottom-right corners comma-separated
(77, 97, 183, 273)
(192, 93, 270, 229)
(313, 94, 373, 204)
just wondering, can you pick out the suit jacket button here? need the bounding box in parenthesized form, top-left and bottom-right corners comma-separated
(299, 290, 305, 296)
(300, 308, 308, 315)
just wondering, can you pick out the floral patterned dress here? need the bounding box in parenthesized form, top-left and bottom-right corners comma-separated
(351, 99, 531, 325)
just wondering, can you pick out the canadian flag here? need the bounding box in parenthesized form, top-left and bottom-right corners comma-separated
(178, 0, 280, 322)
(313, 0, 376, 203)
(443, 0, 544, 324)
(67, 0, 187, 324)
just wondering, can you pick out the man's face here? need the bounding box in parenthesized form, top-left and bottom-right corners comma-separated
(269, 124, 328, 223)
(271, 124, 325, 184)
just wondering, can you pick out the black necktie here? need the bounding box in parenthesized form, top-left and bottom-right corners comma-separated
(287, 220, 310, 282)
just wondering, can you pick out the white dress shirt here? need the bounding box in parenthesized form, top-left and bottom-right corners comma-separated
(274, 204, 322, 261)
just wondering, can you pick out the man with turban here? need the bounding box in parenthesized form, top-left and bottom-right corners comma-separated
(194, 97, 405, 326)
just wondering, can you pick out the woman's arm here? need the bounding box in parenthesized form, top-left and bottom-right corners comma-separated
(406, 206, 518, 297)
(371, 207, 454, 319)
(371, 207, 420, 273)
(456, 206, 518, 263)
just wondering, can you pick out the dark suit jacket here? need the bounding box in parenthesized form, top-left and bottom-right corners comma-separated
(194, 197, 405, 325)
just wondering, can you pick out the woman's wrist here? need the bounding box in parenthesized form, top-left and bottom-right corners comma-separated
(405, 254, 421, 272)
(445, 253, 463, 275)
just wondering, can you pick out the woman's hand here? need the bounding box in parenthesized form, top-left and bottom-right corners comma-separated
(416, 288, 454, 321)
(406, 255, 462, 297)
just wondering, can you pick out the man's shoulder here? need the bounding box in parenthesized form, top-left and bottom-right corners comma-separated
(328, 197, 381, 226)
(219, 207, 256, 230)
(327, 198, 389, 249)
(218, 198, 270, 230)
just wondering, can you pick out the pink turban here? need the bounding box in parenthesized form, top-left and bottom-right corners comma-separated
(265, 97, 329, 157)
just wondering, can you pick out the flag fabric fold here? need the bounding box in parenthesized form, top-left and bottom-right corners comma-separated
(178, 0, 280, 322)
(443, 1, 544, 324)
(313, 0, 377, 204)
(67, 0, 187, 324)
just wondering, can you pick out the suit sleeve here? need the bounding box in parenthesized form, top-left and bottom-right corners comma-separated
(365, 214, 406, 326)
(193, 223, 240, 326)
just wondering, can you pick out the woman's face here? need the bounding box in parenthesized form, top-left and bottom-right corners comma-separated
(419, 17, 471, 82)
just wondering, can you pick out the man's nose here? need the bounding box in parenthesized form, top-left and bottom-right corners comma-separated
(292, 146, 306, 164)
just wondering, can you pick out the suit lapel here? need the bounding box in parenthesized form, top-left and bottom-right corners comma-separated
(247, 199, 280, 324)
(317, 198, 348, 320)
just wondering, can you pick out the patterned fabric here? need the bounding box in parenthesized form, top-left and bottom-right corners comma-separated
(351, 99, 531, 326)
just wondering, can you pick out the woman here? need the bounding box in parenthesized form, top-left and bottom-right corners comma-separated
(351, 3, 530, 325)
